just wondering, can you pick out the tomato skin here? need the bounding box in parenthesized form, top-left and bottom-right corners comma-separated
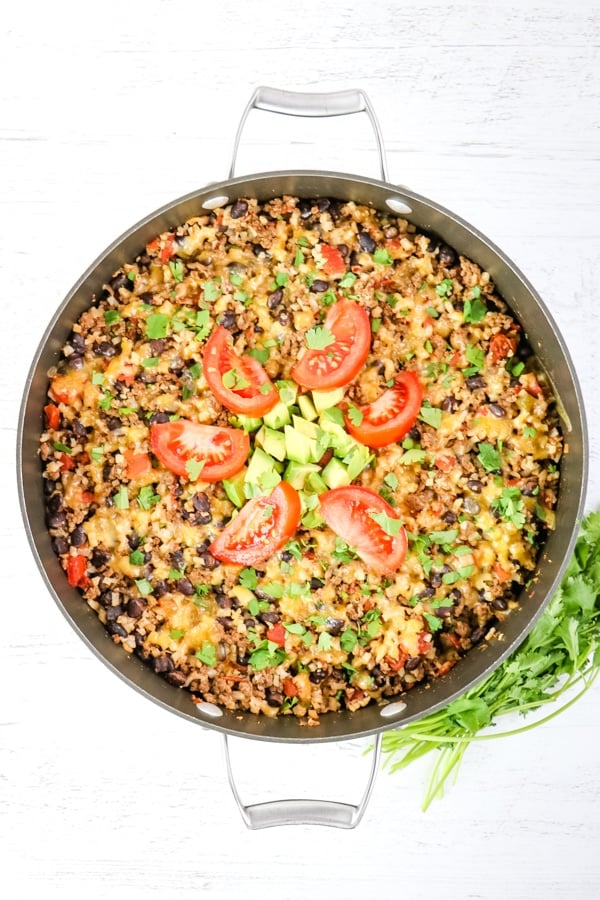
(319, 486, 408, 576)
(67, 554, 87, 587)
(320, 243, 346, 276)
(160, 234, 175, 264)
(434, 453, 457, 472)
(44, 403, 60, 430)
(209, 482, 302, 567)
(291, 300, 371, 391)
(489, 333, 516, 364)
(282, 677, 298, 697)
(203, 326, 279, 416)
(150, 419, 249, 482)
(345, 371, 423, 449)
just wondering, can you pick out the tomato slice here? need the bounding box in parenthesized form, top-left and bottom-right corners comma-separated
(124, 450, 152, 480)
(319, 486, 408, 576)
(291, 300, 371, 390)
(203, 326, 279, 416)
(320, 243, 346, 276)
(344, 371, 423, 448)
(150, 419, 249, 482)
(209, 482, 302, 566)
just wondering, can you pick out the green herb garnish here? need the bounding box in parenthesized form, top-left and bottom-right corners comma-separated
(305, 325, 335, 350)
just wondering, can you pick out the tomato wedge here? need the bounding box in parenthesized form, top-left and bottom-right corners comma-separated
(344, 371, 423, 448)
(150, 419, 249, 482)
(291, 300, 371, 390)
(319, 486, 408, 576)
(203, 326, 278, 416)
(209, 482, 302, 566)
(319, 243, 346, 276)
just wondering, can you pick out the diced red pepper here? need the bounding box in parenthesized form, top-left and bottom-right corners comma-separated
(124, 451, 152, 480)
(418, 631, 432, 655)
(282, 677, 298, 697)
(320, 243, 346, 276)
(434, 453, 456, 473)
(266, 623, 286, 647)
(44, 403, 60, 430)
(493, 562, 511, 583)
(521, 372, 543, 398)
(67, 554, 87, 588)
(160, 234, 175, 264)
(489, 333, 516, 364)
(58, 452, 75, 471)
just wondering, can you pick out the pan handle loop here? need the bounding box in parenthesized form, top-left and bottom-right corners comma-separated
(228, 85, 389, 181)
(223, 732, 382, 829)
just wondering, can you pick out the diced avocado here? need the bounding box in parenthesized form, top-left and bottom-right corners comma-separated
(229, 414, 263, 432)
(263, 400, 291, 430)
(312, 387, 346, 412)
(222, 468, 247, 508)
(318, 413, 356, 458)
(305, 470, 328, 494)
(322, 457, 352, 489)
(292, 414, 319, 440)
(319, 407, 345, 428)
(284, 425, 317, 464)
(297, 393, 318, 421)
(275, 379, 299, 407)
(344, 443, 373, 480)
(283, 461, 321, 490)
(245, 447, 278, 486)
(262, 428, 287, 462)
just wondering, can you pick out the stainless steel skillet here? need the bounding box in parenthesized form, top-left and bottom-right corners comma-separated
(17, 87, 587, 828)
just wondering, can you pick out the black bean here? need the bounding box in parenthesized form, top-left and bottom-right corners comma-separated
(310, 279, 329, 293)
(277, 310, 290, 326)
(317, 198, 330, 212)
(170, 549, 185, 569)
(43, 478, 55, 496)
(266, 688, 283, 708)
(258, 611, 280, 626)
(70, 332, 86, 353)
(429, 572, 443, 588)
(467, 479, 483, 493)
(196, 538, 211, 553)
(107, 622, 128, 638)
(442, 510, 457, 525)
(442, 395, 459, 412)
(98, 590, 114, 608)
(358, 230, 376, 253)
(489, 403, 506, 418)
(244, 617, 256, 629)
(105, 604, 123, 622)
(152, 579, 168, 598)
(328, 200, 342, 221)
(149, 339, 166, 355)
(521, 482, 538, 497)
(230, 200, 248, 219)
(280, 550, 294, 563)
(407, 426, 421, 442)
(127, 597, 146, 619)
(438, 243, 457, 267)
(105, 415, 123, 431)
(267, 288, 283, 309)
(220, 310, 237, 330)
(449, 588, 462, 602)
(216, 616, 234, 631)
(69, 355, 84, 370)
(405, 656, 421, 671)
(153, 654, 175, 674)
(309, 669, 327, 684)
(93, 341, 118, 358)
(148, 411, 170, 425)
(166, 670, 186, 687)
(435, 606, 453, 618)
(127, 533, 140, 551)
(72, 419, 87, 438)
(70, 526, 86, 547)
(326, 617, 345, 636)
(201, 551, 220, 570)
(463, 498, 481, 515)
(215, 592, 230, 609)
(466, 375, 486, 390)
(310, 577, 324, 591)
(251, 243, 268, 257)
(492, 597, 509, 610)
(418, 586, 435, 599)
(193, 492, 210, 512)
(299, 200, 313, 219)
(47, 493, 64, 514)
(178, 579, 195, 596)
(47, 511, 67, 529)
(110, 273, 133, 293)
(52, 537, 69, 555)
(470, 626, 487, 644)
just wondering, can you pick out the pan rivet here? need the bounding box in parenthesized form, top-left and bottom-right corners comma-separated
(202, 195, 230, 210)
(386, 197, 413, 216)
(379, 700, 408, 718)
(194, 701, 224, 718)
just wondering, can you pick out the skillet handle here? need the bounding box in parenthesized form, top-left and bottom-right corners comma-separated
(223, 732, 382, 829)
(229, 85, 389, 181)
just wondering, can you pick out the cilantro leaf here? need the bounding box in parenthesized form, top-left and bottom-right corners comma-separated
(305, 326, 335, 350)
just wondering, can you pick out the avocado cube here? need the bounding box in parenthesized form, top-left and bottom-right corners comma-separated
(322, 457, 352, 489)
(312, 387, 346, 412)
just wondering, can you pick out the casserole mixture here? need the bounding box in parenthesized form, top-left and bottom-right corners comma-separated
(40, 196, 562, 724)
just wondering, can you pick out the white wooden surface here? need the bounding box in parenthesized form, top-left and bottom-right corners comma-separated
(2, 1, 599, 897)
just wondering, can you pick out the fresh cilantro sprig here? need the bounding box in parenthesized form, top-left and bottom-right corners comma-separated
(382, 510, 600, 810)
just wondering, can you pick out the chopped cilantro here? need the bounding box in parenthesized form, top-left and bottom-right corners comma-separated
(195, 641, 217, 666)
(135, 578, 153, 596)
(203, 280, 221, 303)
(113, 486, 129, 509)
(129, 549, 145, 566)
(463, 296, 487, 323)
(168, 260, 184, 283)
(137, 486, 160, 509)
(477, 442, 502, 473)
(145, 313, 170, 340)
(185, 458, 205, 482)
(373, 248, 393, 265)
(347, 405, 364, 426)
(369, 510, 403, 537)
(419, 405, 442, 429)
(239, 567, 258, 591)
(104, 310, 121, 327)
(305, 325, 335, 350)
(92, 371, 105, 385)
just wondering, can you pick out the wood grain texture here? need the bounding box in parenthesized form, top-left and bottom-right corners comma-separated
(2, 1, 599, 897)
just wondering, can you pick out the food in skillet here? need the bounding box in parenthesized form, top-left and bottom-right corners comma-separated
(40, 196, 562, 724)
